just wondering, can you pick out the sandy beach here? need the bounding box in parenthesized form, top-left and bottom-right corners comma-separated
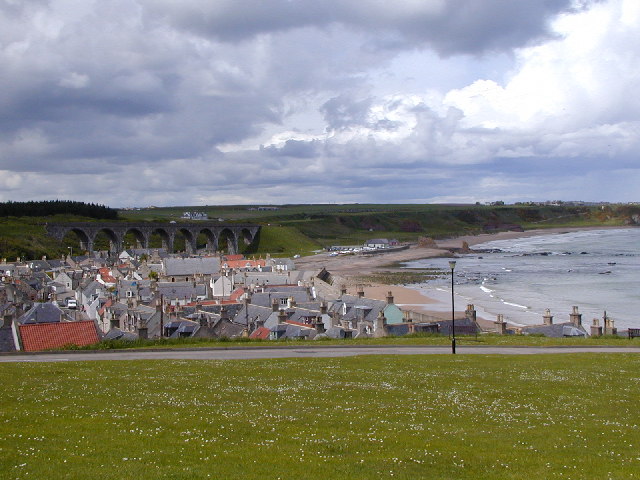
(295, 226, 625, 327)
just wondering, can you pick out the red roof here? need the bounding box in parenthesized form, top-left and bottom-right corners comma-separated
(229, 287, 245, 302)
(224, 259, 266, 269)
(19, 321, 100, 352)
(249, 327, 271, 339)
(98, 298, 113, 316)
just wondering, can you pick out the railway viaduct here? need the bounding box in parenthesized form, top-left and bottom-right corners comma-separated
(44, 222, 261, 255)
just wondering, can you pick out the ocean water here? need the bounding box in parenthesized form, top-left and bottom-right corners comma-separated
(404, 228, 640, 330)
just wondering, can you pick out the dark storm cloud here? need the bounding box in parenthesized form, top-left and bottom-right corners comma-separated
(144, 0, 578, 55)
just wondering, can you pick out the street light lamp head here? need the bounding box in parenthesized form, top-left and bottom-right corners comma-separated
(449, 260, 457, 270)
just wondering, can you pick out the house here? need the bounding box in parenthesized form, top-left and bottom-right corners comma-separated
(100, 301, 129, 332)
(96, 268, 117, 288)
(221, 257, 266, 272)
(328, 292, 404, 336)
(118, 279, 153, 304)
(51, 271, 75, 292)
(210, 274, 234, 298)
(162, 257, 220, 282)
(156, 281, 207, 306)
(122, 304, 162, 338)
(364, 238, 389, 249)
(80, 280, 109, 317)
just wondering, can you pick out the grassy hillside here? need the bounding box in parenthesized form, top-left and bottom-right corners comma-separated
(0, 204, 638, 260)
(243, 225, 321, 257)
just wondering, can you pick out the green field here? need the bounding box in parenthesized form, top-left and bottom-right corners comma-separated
(1, 354, 638, 479)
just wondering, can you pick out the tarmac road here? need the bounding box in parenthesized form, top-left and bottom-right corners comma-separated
(1, 345, 638, 362)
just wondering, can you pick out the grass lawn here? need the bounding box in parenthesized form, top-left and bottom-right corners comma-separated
(77, 333, 640, 350)
(1, 354, 639, 479)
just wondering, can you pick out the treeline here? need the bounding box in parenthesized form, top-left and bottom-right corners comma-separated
(0, 200, 118, 219)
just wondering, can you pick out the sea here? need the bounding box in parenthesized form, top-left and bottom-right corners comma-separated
(403, 228, 640, 331)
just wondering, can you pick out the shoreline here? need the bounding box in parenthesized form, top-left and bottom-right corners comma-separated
(296, 225, 632, 329)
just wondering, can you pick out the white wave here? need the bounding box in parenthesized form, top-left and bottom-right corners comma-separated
(503, 301, 529, 309)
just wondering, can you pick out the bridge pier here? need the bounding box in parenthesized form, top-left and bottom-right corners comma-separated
(45, 222, 260, 256)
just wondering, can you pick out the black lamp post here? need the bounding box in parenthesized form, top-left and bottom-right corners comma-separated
(449, 260, 456, 354)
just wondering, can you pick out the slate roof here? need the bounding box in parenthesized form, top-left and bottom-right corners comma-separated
(17, 302, 73, 324)
(236, 271, 308, 287)
(18, 320, 100, 351)
(330, 295, 387, 323)
(163, 257, 220, 276)
(0, 263, 16, 274)
(521, 322, 588, 338)
(82, 280, 107, 299)
(157, 282, 206, 300)
(232, 304, 273, 326)
(0, 326, 16, 352)
(249, 291, 313, 308)
(165, 319, 200, 337)
(102, 328, 138, 342)
(435, 317, 479, 336)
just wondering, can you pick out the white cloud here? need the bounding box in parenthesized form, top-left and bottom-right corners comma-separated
(0, 0, 637, 206)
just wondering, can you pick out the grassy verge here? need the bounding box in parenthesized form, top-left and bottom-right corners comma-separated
(1, 354, 639, 479)
(58, 332, 640, 351)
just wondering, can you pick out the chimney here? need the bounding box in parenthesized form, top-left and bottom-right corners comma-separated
(604, 312, 617, 335)
(272, 298, 279, 312)
(495, 314, 507, 335)
(220, 306, 229, 321)
(3, 312, 14, 328)
(591, 318, 602, 337)
(356, 285, 364, 298)
(278, 309, 287, 324)
(465, 304, 477, 323)
(314, 318, 325, 334)
(331, 311, 340, 327)
(386, 291, 394, 305)
(569, 306, 582, 326)
(137, 317, 148, 339)
(320, 301, 328, 315)
(340, 284, 347, 295)
(543, 309, 553, 326)
(374, 310, 387, 337)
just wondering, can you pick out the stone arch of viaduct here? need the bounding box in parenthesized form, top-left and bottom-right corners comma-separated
(45, 222, 261, 255)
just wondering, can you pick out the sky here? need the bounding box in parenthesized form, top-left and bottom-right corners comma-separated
(1, 0, 639, 207)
